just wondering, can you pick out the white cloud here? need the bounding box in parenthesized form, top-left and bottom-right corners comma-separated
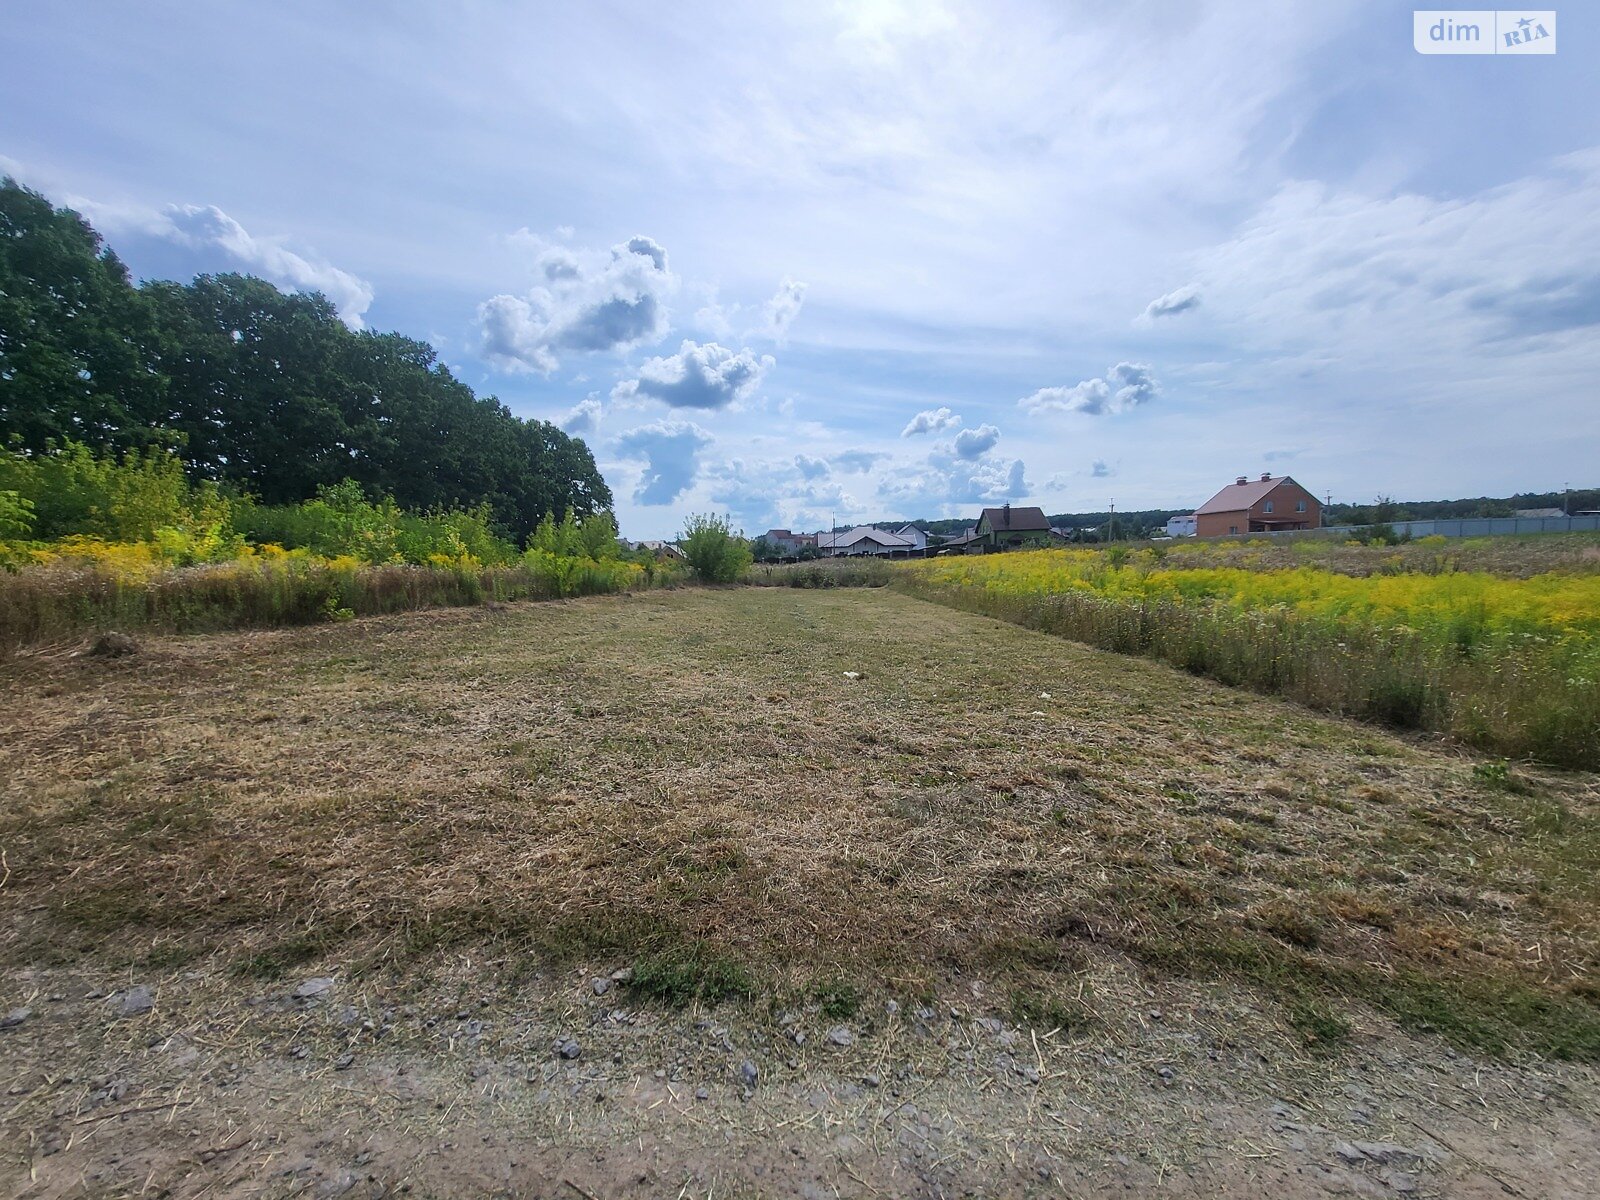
(1191, 155, 1600, 354)
(880, 443, 1028, 508)
(478, 233, 674, 373)
(613, 419, 713, 505)
(952, 423, 999, 459)
(901, 406, 961, 436)
(611, 340, 774, 409)
(561, 396, 602, 436)
(706, 456, 854, 533)
(794, 453, 831, 479)
(760, 277, 808, 341)
(1140, 284, 1201, 320)
(1020, 363, 1159, 415)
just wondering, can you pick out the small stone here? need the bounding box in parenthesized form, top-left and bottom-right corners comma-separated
(1333, 1142, 1366, 1164)
(1382, 1169, 1419, 1194)
(334, 1054, 355, 1070)
(884, 1000, 899, 1017)
(862, 1073, 881, 1089)
(739, 1060, 759, 1088)
(1017, 1065, 1041, 1085)
(294, 977, 335, 1001)
(1, 1007, 31, 1030)
(558, 1039, 582, 1060)
(610, 967, 634, 983)
(827, 1026, 854, 1048)
(695, 1086, 710, 1101)
(116, 986, 154, 1017)
(592, 978, 611, 996)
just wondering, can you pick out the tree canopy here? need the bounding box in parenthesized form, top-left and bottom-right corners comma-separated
(0, 178, 609, 541)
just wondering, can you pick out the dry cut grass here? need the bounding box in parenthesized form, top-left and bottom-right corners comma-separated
(1, 588, 1596, 1060)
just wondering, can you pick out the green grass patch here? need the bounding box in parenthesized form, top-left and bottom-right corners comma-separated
(627, 942, 756, 1006)
(814, 979, 862, 1020)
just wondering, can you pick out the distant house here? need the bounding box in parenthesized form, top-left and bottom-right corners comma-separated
(893, 523, 928, 550)
(1165, 514, 1198, 537)
(973, 504, 1051, 549)
(1194, 474, 1320, 537)
(760, 528, 808, 555)
(1514, 508, 1566, 519)
(634, 539, 686, 560)
(816, 526, 916, 556)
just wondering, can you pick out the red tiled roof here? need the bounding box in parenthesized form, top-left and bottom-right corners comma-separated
(1196, 476, 1300, 515)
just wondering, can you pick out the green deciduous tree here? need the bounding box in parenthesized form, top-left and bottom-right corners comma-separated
(679, 513, 752, 583)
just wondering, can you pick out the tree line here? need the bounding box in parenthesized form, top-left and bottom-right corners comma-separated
(0, 178, 610, 542)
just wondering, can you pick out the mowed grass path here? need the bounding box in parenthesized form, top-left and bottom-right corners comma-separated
(2, 588, 1597, 1057)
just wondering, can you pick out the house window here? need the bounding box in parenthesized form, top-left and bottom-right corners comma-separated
(1296, 499, 1307, 512)
(1263, 500, 1274, 513)
(1229, 525, 1238, 535)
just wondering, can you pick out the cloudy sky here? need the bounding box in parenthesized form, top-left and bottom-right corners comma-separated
(4, 2, 1597, 537)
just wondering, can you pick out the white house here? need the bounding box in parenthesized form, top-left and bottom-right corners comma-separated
(893, 524, 928, 550)
(1165, 514, 1198, 537)
(815, 526, 916, 556)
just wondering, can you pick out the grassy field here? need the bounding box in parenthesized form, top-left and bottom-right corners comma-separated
(3, 587, 1596, 1063)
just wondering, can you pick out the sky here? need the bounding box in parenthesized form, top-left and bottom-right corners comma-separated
(3, 1, 1597, 538)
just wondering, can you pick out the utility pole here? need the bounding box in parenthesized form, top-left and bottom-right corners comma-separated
(1564, 483, 1571, 517)
(1108, 498, 1115, 543)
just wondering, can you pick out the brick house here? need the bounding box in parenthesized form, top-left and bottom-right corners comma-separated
(1194, 474, 1321, 537)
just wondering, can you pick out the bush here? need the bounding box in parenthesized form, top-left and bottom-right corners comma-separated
(0, 440, 232, 553)
(232, 480, 520, 566)
(679, 513, 752, 583)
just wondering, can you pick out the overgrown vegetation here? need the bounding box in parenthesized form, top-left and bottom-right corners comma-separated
(747, 558, 894, 587)
(0, 441, 673, 649)
(897, 541, 1600, 767)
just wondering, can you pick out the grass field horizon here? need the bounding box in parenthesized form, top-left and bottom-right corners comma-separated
(5, 586, 1596, 1064)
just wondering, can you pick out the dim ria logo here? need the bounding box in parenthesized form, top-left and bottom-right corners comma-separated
(1414, 10, 1556, 54)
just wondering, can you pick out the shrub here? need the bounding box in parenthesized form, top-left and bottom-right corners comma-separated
(680, 513, 752, 583)
(0, 439, 232, 551)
